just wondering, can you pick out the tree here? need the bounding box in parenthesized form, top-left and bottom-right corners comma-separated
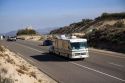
(17, 28, 37, 35)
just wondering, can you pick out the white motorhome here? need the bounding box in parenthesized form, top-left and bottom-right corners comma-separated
(49, 36, 89, 59)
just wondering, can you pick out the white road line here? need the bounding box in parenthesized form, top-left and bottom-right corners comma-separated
(15, 42, 125, 82)
(19, 41, 37, 45)
(70, 62, 125, 82)
(109, 62, 124, 67)
(91, 51, 125, 59)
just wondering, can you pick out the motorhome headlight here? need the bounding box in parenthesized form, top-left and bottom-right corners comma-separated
(81, 53, 86, 55)
(72, 53, 75, 56)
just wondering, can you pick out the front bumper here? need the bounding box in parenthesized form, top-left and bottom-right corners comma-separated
(70, 52, 89, 59)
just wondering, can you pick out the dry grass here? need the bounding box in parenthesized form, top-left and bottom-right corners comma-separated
(16, 69, 25, 74)
(39, 36, 44, 41)
(19, 65, 29, 71)
(0, 54, 8, 58)
(16, 65, 29, 75)
(0, 45, 57, 83)
(0, 45, 5, 52)
(0, 68, 8, 74)
(29, 71, 36, 78)
(38, 79, 42, 83)
(0, 54, 4, 57)
(0, 76, 14, 83)
(6, 57, 15, 64)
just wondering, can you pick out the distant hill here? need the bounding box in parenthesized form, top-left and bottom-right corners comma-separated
(4, 26, 55, 36)
(0, 33, 5, 35)
(5, 30, 17, 36)
(4, 28, 49, 37)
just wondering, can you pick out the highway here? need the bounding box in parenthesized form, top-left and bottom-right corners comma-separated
(0, 40, 125, 83)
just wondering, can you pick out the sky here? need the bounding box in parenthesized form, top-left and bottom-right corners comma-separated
(0, 0, 125, 33)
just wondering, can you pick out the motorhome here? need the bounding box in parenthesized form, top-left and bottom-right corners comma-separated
(49, 36, 89, 59)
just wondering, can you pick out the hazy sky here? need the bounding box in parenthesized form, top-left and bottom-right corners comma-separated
(0, 0, 125, 33)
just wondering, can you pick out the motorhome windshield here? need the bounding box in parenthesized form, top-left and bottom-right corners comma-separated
(70, 42, 87, 50)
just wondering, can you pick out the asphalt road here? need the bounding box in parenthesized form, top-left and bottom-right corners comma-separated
(0, 40, 125, 83)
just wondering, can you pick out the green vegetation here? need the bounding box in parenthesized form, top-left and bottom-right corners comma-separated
(17, 28, 37, 36)
(86, 28, 125, 44)
(50, 12, 125, 34)
(39, 36, 44, 41)
(113, 20, 125, 28)
(70, 19, 93, 28)
(85, 27, 125, 53)
(95, 12, 125, 21)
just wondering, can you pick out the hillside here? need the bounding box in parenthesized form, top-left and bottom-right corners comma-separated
(85, 27, 125, 53)
(5, 31, 17, 36)
(50, 12, 125, 53)
(50, 12, 125, 34)
(50, 19, 93, 34)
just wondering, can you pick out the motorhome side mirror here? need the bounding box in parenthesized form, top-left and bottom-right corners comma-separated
(68, 46, 71, 50)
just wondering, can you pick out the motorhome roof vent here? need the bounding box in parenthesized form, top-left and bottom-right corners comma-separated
(60, 35, 67, 39)
(71, 36, 77, 39)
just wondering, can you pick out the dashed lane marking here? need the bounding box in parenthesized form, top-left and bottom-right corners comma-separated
(109, 62, 124, 68)
(71, 62, 125, 82)
(15, 42, 125, 82)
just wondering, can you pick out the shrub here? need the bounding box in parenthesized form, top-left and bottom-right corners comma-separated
(0, 68, 7, 74)
(113, 21, 125, 28)
(87, 28, 125, 43)
(6, 57, 15, 64)
(29, 71, 36, 78)
(39, 36, 44, 41)
(0, 76, 14, 83)
(19, 65, 29, 71)
(17, 28, 37, 36)
(95, 12, 125, 21)
(0, 46, 5, 52)
(16, 69, 25, 74)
